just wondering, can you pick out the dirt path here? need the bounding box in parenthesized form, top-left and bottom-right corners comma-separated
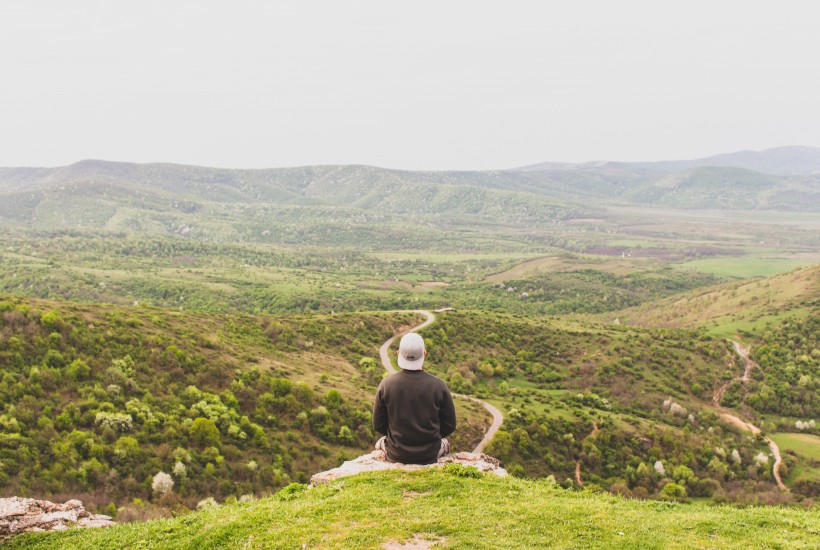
(713, 341, 786, 490)
(713, 341, 756, 405)
(575, 420, 598, 486)
(378, 310, 503, 454)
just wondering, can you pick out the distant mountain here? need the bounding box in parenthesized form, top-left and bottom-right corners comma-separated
(518, 145, 820, 176)
(0, 148, 818, 236)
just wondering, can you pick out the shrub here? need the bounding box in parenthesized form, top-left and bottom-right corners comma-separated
(190, 417, 221, 448)
(660, 482, 687, 501)
(196, 497, 219, 510)
(94, 412, 133, 432)
(152, 471, 174, 496)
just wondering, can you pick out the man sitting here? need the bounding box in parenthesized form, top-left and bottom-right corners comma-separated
(373, 332, 456, 464)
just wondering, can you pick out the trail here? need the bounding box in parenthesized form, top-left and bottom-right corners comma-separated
(713, 341, 786, 490)
(378, 310, 503, 454)
(575, 420, 598, 487)
(712, 341, 755, 405)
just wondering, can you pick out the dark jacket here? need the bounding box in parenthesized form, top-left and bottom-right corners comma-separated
(373, 369, 456, 464)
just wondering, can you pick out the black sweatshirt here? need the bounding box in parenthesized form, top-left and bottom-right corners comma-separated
(372, 369, 457, 464)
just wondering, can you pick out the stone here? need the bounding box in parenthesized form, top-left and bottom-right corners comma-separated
(0, 496, 114, 539)
(310, 451, 507, 486)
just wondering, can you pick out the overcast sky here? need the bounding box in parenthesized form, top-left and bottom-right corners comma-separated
(1, 1, 819, 170)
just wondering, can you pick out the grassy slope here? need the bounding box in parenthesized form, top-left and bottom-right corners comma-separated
(609, 264, 820, 337)
(10, 470, 819, 549)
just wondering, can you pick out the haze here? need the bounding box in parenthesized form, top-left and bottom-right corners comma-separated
(1, 0, 819, 170)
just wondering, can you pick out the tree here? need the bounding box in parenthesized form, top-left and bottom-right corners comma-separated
(190, 417, 221, 448)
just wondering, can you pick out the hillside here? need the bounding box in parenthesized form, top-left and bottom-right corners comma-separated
(8, 469, 819, 549)
(604, 265, 819, 485)
(610, 265, 820, 332)
(1, 148, 819, 243)
(0, 298, 490, 514)
(3, 293, 817, 516)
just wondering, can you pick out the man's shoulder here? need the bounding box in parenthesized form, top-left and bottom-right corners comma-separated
(394, 370, 451, 390)
(420, 370, 449, 387)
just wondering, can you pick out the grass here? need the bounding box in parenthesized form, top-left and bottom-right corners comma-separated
(705, 308, 812, 339)
(680, 257, 811, 279)
(770, 433, 820, 461)
(10, 470, 819, 549)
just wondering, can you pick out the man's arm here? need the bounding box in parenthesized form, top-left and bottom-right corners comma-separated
(439, 388, 456, 438)
(372, 384, 388, 435)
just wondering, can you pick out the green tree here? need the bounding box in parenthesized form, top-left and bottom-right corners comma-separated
(190, 418, 221, 448)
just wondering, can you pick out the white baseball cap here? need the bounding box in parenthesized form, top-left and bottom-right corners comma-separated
(397, 333, 426, 371)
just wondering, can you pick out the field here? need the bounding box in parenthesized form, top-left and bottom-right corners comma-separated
(770, 433, 820, 462)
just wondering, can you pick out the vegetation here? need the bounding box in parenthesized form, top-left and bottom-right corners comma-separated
(0, 154, 817, 542)
(0, 297, 490, 516)
(415, 311, 812, 504)
(9, 469, 819, 549)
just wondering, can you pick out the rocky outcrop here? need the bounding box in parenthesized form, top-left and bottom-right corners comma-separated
(310, 451, 507, 486)
(0, 497, 114, 538)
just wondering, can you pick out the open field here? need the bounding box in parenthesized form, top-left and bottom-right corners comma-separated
(770, 433, 820, 461)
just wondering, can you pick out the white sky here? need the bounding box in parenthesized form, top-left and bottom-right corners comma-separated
(1, 1, 819, 170)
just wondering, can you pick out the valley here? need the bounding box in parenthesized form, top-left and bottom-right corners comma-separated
(0, 149, 818, 523)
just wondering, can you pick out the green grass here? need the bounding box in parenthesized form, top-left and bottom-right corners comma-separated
(10, 470, 819, 549)
(770, 433, 820, 461)
(705, 308, 812, 339)
(681, 257, 810, 279)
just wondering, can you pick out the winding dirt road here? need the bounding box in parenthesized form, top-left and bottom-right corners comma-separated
(714, 341, 786, 490)
(378, 310, 504, 454)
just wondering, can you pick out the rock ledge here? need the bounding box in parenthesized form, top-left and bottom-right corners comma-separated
(310, 451, 507, 486)
(0, 497, 114, 538)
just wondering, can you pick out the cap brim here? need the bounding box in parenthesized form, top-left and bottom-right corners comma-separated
(397, 355, 424, 370)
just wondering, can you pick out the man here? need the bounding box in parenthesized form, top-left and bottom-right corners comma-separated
(373, 332, 456, 464)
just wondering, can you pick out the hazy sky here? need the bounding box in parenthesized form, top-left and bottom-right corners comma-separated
(2, 1, 819, 170)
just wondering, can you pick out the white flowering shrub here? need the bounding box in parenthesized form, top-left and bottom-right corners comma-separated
(94, 412, 133, 432)
(654, 461, 665, 476)
(197, 497, 218, 510)
(172, 461, 187, 479)
(668, 403, 688, 417)
(152, 471, 174, 496)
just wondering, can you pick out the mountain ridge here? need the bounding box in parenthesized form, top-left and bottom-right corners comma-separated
(518, 145, 820, 175)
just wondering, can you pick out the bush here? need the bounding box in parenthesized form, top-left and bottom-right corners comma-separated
(442, 464, 483, 478)
(793, 477, 820, 497)
(275, 482, 308, 501)
(660, 482, 687, 501)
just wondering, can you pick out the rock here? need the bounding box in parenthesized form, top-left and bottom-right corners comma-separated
(0, 496, 114, 539)
(310, 451, 507, 486)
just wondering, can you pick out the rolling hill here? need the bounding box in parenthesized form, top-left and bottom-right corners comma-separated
(1, 146, 819, 240)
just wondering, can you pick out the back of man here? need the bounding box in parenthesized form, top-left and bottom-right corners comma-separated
(372, 333, 456, 464)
